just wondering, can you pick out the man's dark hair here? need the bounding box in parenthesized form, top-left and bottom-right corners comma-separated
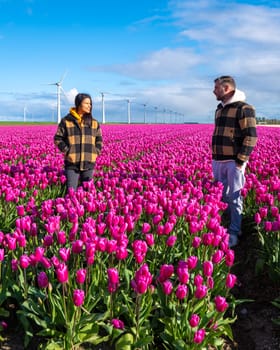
(214, 76, 236, 89)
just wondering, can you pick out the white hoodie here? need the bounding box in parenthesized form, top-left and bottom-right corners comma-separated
(222, 88, 246, 106)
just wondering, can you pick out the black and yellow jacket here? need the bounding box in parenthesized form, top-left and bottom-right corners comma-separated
(212, 89, 257, 165)
(54, 108, 103, 171)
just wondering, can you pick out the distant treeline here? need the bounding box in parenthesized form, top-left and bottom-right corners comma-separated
(256, 117, 280, 125)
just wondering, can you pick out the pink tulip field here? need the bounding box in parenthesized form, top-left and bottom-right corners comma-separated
(0, 124, 279, 350)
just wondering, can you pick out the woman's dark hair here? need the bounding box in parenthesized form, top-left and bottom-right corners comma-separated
(75, 93, 93, 126)
(75, 93, 92, 110)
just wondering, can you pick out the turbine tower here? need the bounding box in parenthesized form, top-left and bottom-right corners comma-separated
(127, 99, 131, 124)
(23, 106, 28, 122)
(100, 92, 106, 124)
(48, 72, 67, 124)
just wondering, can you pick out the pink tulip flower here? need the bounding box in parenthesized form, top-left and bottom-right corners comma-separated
(203, 261, 213, 277)
(34, 247, 45, 262)
(59, 248, 71, 262)
(73, 289, 85, 307)
(111, 318, 124, 329)
(259, 206, 268, 218)
(254, 212, 261, 224)
(153, 214, 162, 225)
(43, 235, 54, 247)
(17, 234, 26, 248)
(97, 222, 106, 235)
(212, 250, 224, 264)
(37, 271, 49, 288)
(192, 236, 201, 248)
(195, 284, 208, 299)
(271, 206, 279, 217)
(11, 259, 18, 271)
(163, 222, 174, 235)
(145, 233, 154, 246)
(106, 239, 117, 253)
(19, 254, 30, 269)
(207, 276, 214, 289)
(142, 222, 151, 233)
(6, 235, 17, 251)
(175, 284, 188, 300)
(193, 329, 206, 344)
(16, 205, 25, 216)
(177, 260, 189, 284)
(166, 235, 177, 247)
(187, 256, 198, 270)
(132, 240, 148, 264)
(158, 264, 174, 283)
(76, 268, 87, 284)
(0, 248, 4, 262)
(189, 314, 200, 328)
(225, 250, 235, 267)
(202, 232, 214, 246)
(107, 267, 119, 284)
(161, 279, 173, 295)
(115, 246, 128, 260)
(264, 221, 272, 231)
(40, 256, 52, 269)
(0, 321, 8, 330)
(57, 231, 66, 245)
(72, 240, 84, 254)
(131, 263, 153, 294)
(214, 295, 228, 312)
(226, 273, 237, 289)
(55, 263, 69, 284)
(194, 274, 203, 287)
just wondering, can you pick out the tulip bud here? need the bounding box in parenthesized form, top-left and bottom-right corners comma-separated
(189, 314, 200, 328)
(214, 295, 228, 312)
(73, 289, 85, 307)
(37, 271, 49, 289)
(194, 329, 206, 344)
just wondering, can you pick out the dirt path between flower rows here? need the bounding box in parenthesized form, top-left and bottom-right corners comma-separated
(223, 219, 280, 350)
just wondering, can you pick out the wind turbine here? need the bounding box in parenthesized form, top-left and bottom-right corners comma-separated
(154, 106, 158, 124)
(47, 72, 67, 124)
(141, 102, 148, 124)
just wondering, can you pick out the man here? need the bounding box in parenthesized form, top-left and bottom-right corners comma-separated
(212, 76, 257, 247)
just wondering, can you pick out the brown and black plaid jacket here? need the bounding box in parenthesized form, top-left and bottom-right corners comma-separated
(212, 101, 257, 165)
(54, 114, 103, 170)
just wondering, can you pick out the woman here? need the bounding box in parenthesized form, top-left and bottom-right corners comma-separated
(54, 93, 103, 191)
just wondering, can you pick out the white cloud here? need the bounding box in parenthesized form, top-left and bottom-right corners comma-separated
(90, 47, 203, 80)
(124, 0, 280, 119)
(63, 88, 79, 104)
(178, 3, 280, 45)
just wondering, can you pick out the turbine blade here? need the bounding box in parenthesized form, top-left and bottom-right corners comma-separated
(59, 70, 68, 83)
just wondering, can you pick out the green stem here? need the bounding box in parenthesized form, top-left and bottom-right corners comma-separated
(62, 284, 68, 325)
(135, 294, 141, 342)
(24, 269, 28, 299)
(110, 292, 114, 320)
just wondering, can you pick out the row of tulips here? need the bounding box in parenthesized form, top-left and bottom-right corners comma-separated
(243, 126, 280, 283)
(0, 124, 278, 350)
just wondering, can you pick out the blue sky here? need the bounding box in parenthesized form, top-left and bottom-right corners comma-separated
(1, 0, 280, 123)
